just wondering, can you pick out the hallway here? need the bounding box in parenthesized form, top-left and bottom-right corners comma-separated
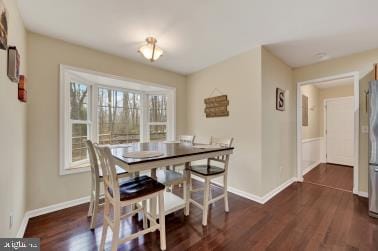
(304, 163, 353, 192)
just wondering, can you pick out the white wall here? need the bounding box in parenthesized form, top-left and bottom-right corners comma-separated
(0, 0, 27, 237)
(302, 138, 322, 174)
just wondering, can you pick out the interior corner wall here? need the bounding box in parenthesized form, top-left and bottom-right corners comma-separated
(26, 32, 187, 211)
(261, 47, 296, 195)
(187, 47, 263, 196)
(0, 0, 27, 237)
(294, 48, 378, 193)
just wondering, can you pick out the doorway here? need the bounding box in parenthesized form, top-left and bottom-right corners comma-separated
(296, 72, 359, 193)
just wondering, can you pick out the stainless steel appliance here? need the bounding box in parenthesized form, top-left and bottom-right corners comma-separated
(368, 81, 378, 218)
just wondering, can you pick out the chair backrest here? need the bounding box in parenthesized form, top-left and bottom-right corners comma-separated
(94, 145, 120, 201)
(179, 135, 195, 144)
(86, 140, 101, 179)
(209, 137, 233, 163)
(211, 137, 233, 147)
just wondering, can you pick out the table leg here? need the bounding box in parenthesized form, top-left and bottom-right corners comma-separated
(184, 162, 190, 216)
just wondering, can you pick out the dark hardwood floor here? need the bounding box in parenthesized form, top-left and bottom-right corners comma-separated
(304, 163, 353, 192)
(24, 180, 378, 250)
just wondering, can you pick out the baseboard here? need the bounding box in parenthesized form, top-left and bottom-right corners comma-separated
(16, 196, 90, 237)
(210, 179, 264, 204)
(302, 161, 321, 175)
(259, 177, 297, 204)
(197, 175, 297, 205)
(358, 191, 368, 198)
(16, 213, 30, 238)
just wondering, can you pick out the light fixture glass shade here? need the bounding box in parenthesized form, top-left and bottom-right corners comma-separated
(138, 37, 163, 62)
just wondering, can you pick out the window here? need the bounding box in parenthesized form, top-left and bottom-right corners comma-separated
(148, 95, 168, 141)
(98, 88, 141, 144)
(70, 81, 90, 165)
(60, 65, 175, 175)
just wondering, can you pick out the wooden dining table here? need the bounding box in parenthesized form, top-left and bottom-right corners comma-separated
(111, 141, 234, 216)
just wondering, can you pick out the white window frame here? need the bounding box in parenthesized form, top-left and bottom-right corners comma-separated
(59, 65, 176, 175)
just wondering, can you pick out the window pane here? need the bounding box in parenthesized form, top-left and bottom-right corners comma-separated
(98, 88, 141, 144)
(150, 125, 166, 141)
(72, 124, 88, 162)
(149, 95, 167, 122)
(70, 82, 88, 120)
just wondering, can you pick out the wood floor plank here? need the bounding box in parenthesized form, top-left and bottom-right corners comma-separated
(24, 180, 378, 250)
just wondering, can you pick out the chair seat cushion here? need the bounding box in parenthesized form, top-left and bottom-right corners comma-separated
(99, 166, 127, 177)
(155, 169, 184, 185)
(190, 165, 225, 176)
(113, 175, 165, 201)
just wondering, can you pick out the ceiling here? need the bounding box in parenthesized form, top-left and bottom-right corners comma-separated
(17, 0, 378, 74)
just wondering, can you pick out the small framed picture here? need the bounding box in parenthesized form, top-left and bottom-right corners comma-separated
(276, 88, 285, 111)
(7, 46, 20, 82)
(18, 75, 27, 102)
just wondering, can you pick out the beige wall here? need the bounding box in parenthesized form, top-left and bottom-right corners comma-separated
(261, 47, 296, 195)
(319, 83, 354, 136)
(187, 47, 296, 197)
(187, 47, 263, 195)
(26, 33, 187, 210)
(0, 0, 27, 237)
(294, 48, 378, 193)
(301, 85, 321, 140)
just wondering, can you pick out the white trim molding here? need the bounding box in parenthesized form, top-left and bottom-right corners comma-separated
(302, 137, 323, 175)
(204, 176, 297, 204)
(358, 191, 368, 198)
(59, 64, 176, 175)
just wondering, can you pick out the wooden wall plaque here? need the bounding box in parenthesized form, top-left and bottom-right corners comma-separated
(204, 94, 229, 118)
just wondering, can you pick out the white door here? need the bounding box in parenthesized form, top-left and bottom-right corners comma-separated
(326, 97, 354, 166)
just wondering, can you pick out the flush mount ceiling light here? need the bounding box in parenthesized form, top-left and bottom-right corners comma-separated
(138, 37, 163, 62)
(315, 52, 330, 61)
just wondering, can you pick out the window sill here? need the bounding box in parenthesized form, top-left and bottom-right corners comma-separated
(60, 164, 90, 175)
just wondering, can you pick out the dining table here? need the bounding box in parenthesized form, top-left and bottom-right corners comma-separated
(111, 141, 234, 216)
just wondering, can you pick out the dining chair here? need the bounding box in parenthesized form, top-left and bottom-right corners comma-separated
(95, 145, 167, 251)
(86, 140, 130, 229)
(186, 137, 233, 226)
(170, 135, 195, 172)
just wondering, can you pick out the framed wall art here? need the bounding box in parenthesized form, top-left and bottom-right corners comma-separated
(276, 88, 285, 111)
(18, 75, 27, 102)
(7, 46, 20, 82)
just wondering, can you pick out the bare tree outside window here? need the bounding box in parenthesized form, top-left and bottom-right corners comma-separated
(70, 82, 89, 162)
(149, 95, 167, 141)
(98, 88, 141, 144)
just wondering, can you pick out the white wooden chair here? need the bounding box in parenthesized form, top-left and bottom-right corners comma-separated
(161, 135, 195, 191)
(86, 140, 130, 229)
(186, 137, 233, 226)
(95, 145, 167, 251)
(171, 135, 195, 172)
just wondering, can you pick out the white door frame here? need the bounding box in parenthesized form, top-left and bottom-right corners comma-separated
(296, 72, 359, 194)
(323, 96, 354, 165)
